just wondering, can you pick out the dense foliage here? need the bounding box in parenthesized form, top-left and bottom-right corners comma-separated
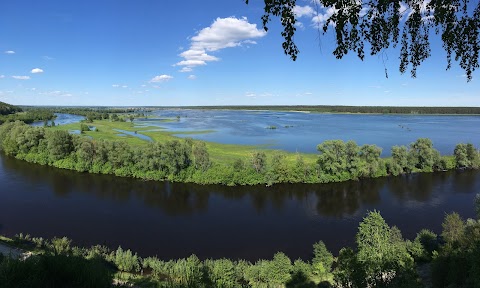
(0, 121, 478, 186)
(3, 200, 480, 287)
(247, 0, 479, 80)
(0, 109, 55, 125)
(0, 101, 22, 116)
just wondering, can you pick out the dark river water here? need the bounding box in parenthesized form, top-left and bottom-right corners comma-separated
(0, 154, 478, 261)
(139, 110, 480, 155)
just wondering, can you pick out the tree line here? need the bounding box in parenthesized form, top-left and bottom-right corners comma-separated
(181, 106, 480, 115)
(0, 109, 56, 125)
(0, 121, 479, 186)
(2, 199, 480, 287)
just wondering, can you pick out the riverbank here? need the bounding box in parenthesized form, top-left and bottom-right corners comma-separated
(2, 119, 474, 186)
(2, 204, 478, 288)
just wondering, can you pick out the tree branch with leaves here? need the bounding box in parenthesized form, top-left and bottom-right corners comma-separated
(247, 0, 480, 80)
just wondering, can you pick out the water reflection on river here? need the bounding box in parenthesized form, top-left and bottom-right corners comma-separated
(0, 155, 478, 260)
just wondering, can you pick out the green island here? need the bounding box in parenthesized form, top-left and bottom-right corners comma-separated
(2, 201, 480, 287)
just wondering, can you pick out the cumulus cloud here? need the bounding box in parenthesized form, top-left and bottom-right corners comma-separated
(175, 17, 267, 71)
(31, 68, 44, 74)
(294, 5, 315, 18)
(312, 6, 337, 27)
(150, 74, 173, 83)
(4, 50, 15, 54)
(187, 75, 197, 80)
(12, 76, 30, 80)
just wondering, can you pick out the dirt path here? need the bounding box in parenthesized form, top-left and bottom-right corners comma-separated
(0, 242, 29, 259)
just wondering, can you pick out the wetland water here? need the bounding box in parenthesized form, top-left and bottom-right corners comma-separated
(141, 109, 480, 155)
(0, 154, 478, 260)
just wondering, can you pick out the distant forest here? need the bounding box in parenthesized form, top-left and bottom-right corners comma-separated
(0, 101, 22, 115)
(178, 105, 480, 115)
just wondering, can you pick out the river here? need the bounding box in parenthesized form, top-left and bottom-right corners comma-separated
(0, 154, 478, 261)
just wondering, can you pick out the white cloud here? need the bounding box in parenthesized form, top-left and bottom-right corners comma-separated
(179, 67, 193, 73)
(40, 90, 72, 97)
(311, 7, 337, 27)
(12, 76, 30, 80)
(294, 5, 315, 18)
(4, 50, 15, 54)
(122, 85, 128, 88)
(0, 75, 4, 79)
(112, 84, 120, 88)
(175, 17, 267, 71)
(188, 75, 197, 80)
(31, 68, 44, 74)
(43, 56, 54, 60)
(295, 21, 305, 29)
(150, 74, 173, 83)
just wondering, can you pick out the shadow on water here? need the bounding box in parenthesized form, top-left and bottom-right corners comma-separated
(2, 154, 478, 218)
(1, 154, 479, 260)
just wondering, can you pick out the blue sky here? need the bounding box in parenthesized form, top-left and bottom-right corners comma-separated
(0, 0, 478, 106)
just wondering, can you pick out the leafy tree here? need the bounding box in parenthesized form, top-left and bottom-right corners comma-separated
(246, 0, 479, 80)
(358, 144, 382, 178)
(192, 141, 210, 171)
(334, 247, 365, 288)
(409, 138, 437, 172)
(251, 151, 267, 173)
(454, 143, 470, 168)
(466, 143, 480, 168)
(47, 130, 74, 162)
(267, 152, 290, 183)
(356, 211, 414, 287)
(113, 246, 140, 273)
(317, 140, 348, 178)
(269, 252, 293, 285)
(389, 145, 410, 175)
(233, 158, 245, 172)
(172, 255, 205, 287)
(413, 229, 438, 261)
(312, 241, 333, 279)
(205, 259, 237, 288)
(75, 139, 95, 171)
(441, 212, 465, 245)
(80, 123, 90, 132)
(49, 237, 72, 255)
